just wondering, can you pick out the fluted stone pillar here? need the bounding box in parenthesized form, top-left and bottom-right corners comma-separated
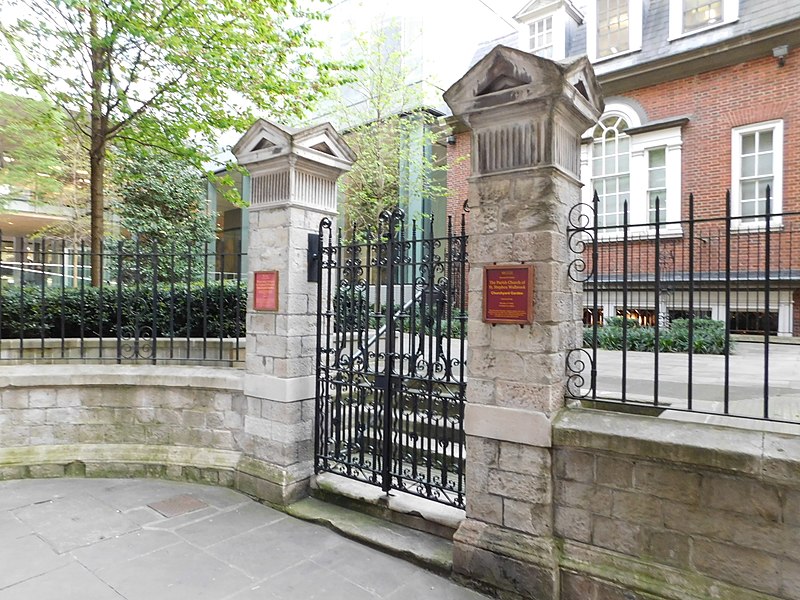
(444, 47, 604, 598)
(232, 119, 354, 505)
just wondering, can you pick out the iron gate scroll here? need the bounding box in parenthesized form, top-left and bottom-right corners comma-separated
(314, 208, 468, 509)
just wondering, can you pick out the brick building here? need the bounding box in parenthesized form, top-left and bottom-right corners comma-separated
(447, 0, 800, 334)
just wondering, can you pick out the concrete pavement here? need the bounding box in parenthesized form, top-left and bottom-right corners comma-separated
(0, 478, 488, 600)
(591, 342, 800, 422)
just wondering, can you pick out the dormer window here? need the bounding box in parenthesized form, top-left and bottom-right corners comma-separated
(597, 0, 629, 58)
(586, 0, 642, 61)
(683, 0, 722, 32)
(529, 16, 554, 58)
(668, 0, 738, 39)
(514, 0, 583, 62)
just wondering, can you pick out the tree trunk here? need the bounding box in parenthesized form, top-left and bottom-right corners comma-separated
(89, 8, 105, 287)
(89, 146, 104, 286)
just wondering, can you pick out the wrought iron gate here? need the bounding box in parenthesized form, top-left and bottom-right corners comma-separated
(314, 208, 468, 508)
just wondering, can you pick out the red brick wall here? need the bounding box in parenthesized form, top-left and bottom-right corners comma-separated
(445, 49, 800, 331)
(794, 290, 800, 337)
(446, 131, 471, 219)
(445, 48, 800, 220)
(624, 47, 800, 218)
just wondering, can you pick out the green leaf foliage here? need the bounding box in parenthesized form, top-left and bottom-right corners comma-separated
(112, 149, 216, 283)
(0, 281, 245, 339)
(1, 0, 351, 268)
(0, 92, 88, 211)
(585, 318, 731, 355)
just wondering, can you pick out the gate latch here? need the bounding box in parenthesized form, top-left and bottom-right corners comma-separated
(307, 233, 320, 283)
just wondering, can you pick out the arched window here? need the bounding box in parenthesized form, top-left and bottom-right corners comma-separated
(581, 100, 683, 235)
(591, 114, 630, 228)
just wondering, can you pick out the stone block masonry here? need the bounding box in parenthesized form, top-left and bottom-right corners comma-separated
(0, 365, 245, 486)
(444, 45, 605, 600)
(232, 119, 354, 505)
(554, 409, 800, 600)
(3, 367, 798, 600)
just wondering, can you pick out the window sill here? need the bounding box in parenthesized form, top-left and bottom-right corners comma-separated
(597, 226, 684, 242)
(591, 47, 641, 64)
(668, 18, 738, 42)
(730, 220, 784, 234)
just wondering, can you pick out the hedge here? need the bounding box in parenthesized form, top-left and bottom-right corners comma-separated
(585, 317, 730, 354)
(0, 281, 246, 339)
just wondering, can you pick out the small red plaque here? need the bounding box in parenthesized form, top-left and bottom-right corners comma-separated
(253, 271, 279, 311)
(483, 265, 534, 324)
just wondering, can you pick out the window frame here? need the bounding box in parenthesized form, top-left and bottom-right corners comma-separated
(515, 0, 580, 61)
(528, 15, 554, 57)
(580, 103, 683, 240)
(591, 114, 632, 230)
(646, 147, 668, 227)
(730, 120, 783, 230)
(668, 0, 738, 40)
(586, 0, 642, 62)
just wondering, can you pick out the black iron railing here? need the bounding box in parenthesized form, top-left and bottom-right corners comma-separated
(568, 189, 800, 423)
(315, 208, 468, 508)
(0, 236, 246, 365)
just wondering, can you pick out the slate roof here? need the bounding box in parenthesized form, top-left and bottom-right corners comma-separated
(473, 0, 800, 74)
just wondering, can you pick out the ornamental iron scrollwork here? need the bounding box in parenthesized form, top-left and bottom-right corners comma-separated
(119, 325, 155, 360)
(314, 208, 468, 509)
(567, 201, 596, 283)
(566, 348, 593, 399)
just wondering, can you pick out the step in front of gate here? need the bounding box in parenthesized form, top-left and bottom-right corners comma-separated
(286, 496, 454, 576)
(310, 472, 464, 542)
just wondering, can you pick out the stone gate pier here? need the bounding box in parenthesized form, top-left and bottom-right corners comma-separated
(231, 120, 355, 504)
(444, 46, 604, 598)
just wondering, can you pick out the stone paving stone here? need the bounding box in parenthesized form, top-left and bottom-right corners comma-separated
(147, 493, 209, 517)
(14, 494, 140, 553)
(144, 506, 220, 530)
(0, 511, 31, 540)
(385, 569, 492, 600)
(92, 479, 203, 512)
(310, 537, 422, 597)
(69, 529, 181, 572)
(189, 485, 252, 510)
(0, 477, 86, 511)
(0, 562, 121, 600)
(0, 478, 491, 600)
(266, 560, 380, 600)
(0, 535, 70, 589)
(207, 517, 344, 579)
(174, 502, 285, 548)
(122, 506, 164, 526)
(223, 584, 282, 600)
(95, 540, 253, 600)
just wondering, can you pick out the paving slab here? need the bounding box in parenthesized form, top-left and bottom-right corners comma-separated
(0, 535, 70, 589)
(0, 511, 31, 540)
(14, 493, 141, 553)
(0, 478, 490, 599)
(95, 540, 254, 600)
(0, 562, 122, 600)
(174, 502, 285, 548)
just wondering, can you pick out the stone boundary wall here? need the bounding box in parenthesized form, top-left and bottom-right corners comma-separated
(0, 366, 247, 486)
(0, 338, 245, 366)
(553, 409, 800, 600)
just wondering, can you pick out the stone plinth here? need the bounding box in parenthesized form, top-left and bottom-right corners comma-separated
(444, 46, 604, 599)
(233, 119, 354, 505)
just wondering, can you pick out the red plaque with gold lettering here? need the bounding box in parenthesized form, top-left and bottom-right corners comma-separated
(483, 265, 534, 324)
(253, 271, 279, 311)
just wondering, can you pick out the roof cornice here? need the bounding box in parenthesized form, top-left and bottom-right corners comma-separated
(598, 18, 800, 95)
